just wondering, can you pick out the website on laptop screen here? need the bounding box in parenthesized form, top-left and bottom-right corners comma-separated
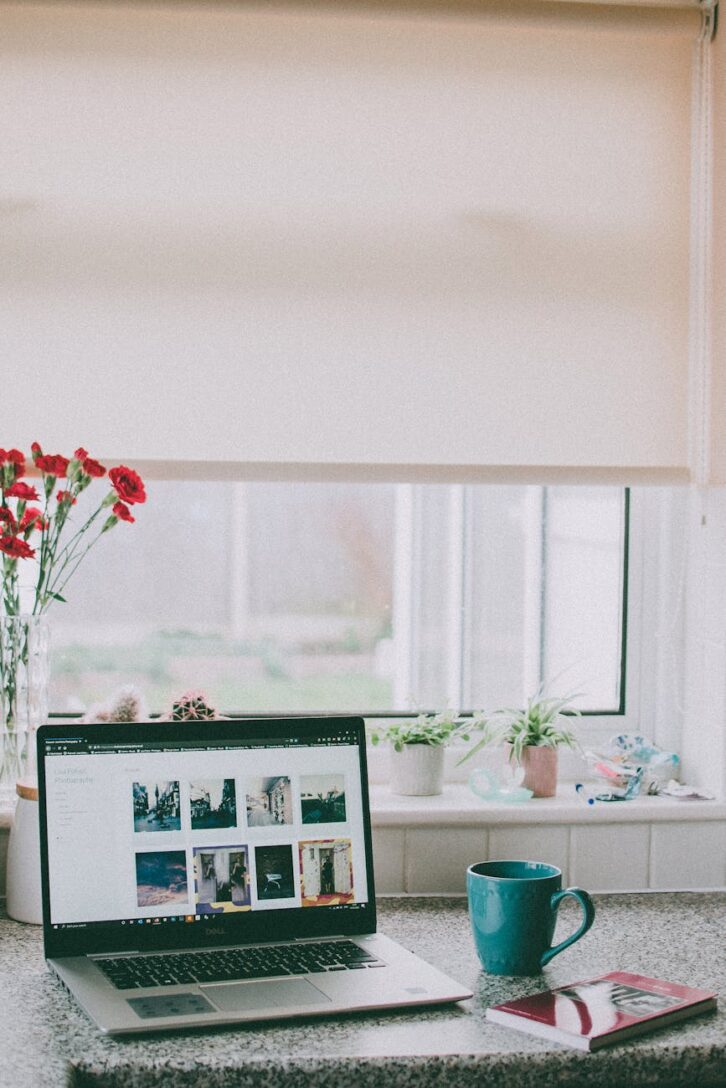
(42, 722, 370, 937)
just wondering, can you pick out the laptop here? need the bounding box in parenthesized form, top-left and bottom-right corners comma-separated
(37, 715, 472, 1035)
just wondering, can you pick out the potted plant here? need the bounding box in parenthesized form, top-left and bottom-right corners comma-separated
(458, 691, 580, 798)
(370, 713, 484, 796)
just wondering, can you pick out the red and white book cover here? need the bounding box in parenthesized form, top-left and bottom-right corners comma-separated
(486, 971, 717, 1051)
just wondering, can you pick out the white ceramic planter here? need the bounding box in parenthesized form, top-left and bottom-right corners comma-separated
(389, 743, 445, 796)
(6, 779, 43, 925)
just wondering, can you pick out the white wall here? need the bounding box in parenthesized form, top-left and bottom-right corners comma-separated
(681, 488, 726, 797)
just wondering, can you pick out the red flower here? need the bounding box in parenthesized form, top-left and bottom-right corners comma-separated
(0, 535, 35, 559)
(109, 465, 146, 505)
(0, 449, 25, 476)
(5, 481, 40, 501)
(30, 442, 42, 461)
(74, 448, 89, 461)
(0, 507, 17, 530)
(112, 501, 135, 523)
(36, 453, 71, 477)
(82, 456, 106, 478)
(56, 490, 76, 505)
(6, 449, 25, 472)
(19, 506, 46, 532)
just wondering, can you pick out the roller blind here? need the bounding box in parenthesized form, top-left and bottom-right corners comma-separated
(1, 1, 701, 480)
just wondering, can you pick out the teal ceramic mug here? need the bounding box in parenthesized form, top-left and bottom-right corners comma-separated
(467, 860, 595, 975)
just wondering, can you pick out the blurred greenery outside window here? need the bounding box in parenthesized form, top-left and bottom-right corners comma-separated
(40, 483, 627, 719)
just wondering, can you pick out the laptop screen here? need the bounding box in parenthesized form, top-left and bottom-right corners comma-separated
(38, 717, 376, 957)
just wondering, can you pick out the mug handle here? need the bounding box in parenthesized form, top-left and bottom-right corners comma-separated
(540, 887, 595, 968)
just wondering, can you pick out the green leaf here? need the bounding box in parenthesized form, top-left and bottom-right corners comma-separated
(49, 592, 67, 603)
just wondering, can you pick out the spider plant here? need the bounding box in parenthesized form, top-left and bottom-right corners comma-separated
(458, 691, 581, 765)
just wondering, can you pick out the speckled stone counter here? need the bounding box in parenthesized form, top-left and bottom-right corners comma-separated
(2, 894, 725, 1088)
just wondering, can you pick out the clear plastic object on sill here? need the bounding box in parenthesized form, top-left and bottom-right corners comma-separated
(468, 767, 533, 804)
(660, 779, 715, 801)
(584, 734, 679, 800)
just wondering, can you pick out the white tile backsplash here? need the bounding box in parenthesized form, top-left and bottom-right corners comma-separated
(488, 826, 569, 882)
(372, 828, 405, 894)
(405, 828, 488, 894)
(570, 823, 650, 891)
(650, 822, 726, 889)
(378, 815, 726, 895)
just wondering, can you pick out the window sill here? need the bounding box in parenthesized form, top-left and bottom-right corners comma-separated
(369, 783, 726, 826)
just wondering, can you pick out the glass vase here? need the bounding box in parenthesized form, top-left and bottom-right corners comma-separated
(0, 615, 50, 800)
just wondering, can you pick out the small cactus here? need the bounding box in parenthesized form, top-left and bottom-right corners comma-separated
(107, 685, 147, 723)
(170, 689, 217, 721)
(82, 684, 148, 724)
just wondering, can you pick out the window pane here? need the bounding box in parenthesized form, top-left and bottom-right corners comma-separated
(467, 487, 543, 709)
(49, 482, 395, 715)
(541, 487, 625, 710)
(47, 482, 625, 717)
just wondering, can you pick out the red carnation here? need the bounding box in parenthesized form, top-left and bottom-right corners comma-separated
(82, 456, 106, 478)
(36, 453, 71, 477)
(112, 501, 135, 523)
(56, 490, 76, 505)
(109, 465, 146, 505)
(19, 506, 46, 532)
(6, 449, 25, 472)
(5, 481, 40, 501)
(0, 535, 35, 559)
(30, 442, 42, 461)
(0, 507, 17, 530)
(74, 447, 89, 461)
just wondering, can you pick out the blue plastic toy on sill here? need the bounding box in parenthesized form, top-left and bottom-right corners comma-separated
(468, 767, 533, 804)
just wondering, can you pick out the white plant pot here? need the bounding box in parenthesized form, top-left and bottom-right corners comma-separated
(6, 779, 43, 925)
(389, 744, 445, 796)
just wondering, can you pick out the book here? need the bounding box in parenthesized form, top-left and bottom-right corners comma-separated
(486, 971, 717, 1051)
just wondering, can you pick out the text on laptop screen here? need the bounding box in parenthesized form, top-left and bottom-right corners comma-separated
(43, 724, 370, 930)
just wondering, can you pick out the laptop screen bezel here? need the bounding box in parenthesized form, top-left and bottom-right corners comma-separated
(38, 715, 377, 959)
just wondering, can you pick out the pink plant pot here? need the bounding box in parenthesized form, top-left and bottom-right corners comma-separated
(519, 745, 558, 798)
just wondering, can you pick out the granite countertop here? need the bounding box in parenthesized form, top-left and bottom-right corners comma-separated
(2, 894, 725, 1088)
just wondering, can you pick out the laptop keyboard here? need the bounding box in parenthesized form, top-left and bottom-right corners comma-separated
(96, 940, 385, 990)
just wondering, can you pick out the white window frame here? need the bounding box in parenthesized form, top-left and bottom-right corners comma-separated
(368, 486, 686, 785)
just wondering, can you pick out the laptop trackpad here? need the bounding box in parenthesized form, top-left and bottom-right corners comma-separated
(203, 978, 331, 1012)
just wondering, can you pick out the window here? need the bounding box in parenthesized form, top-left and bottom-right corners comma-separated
(46, 483, 627, 720)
